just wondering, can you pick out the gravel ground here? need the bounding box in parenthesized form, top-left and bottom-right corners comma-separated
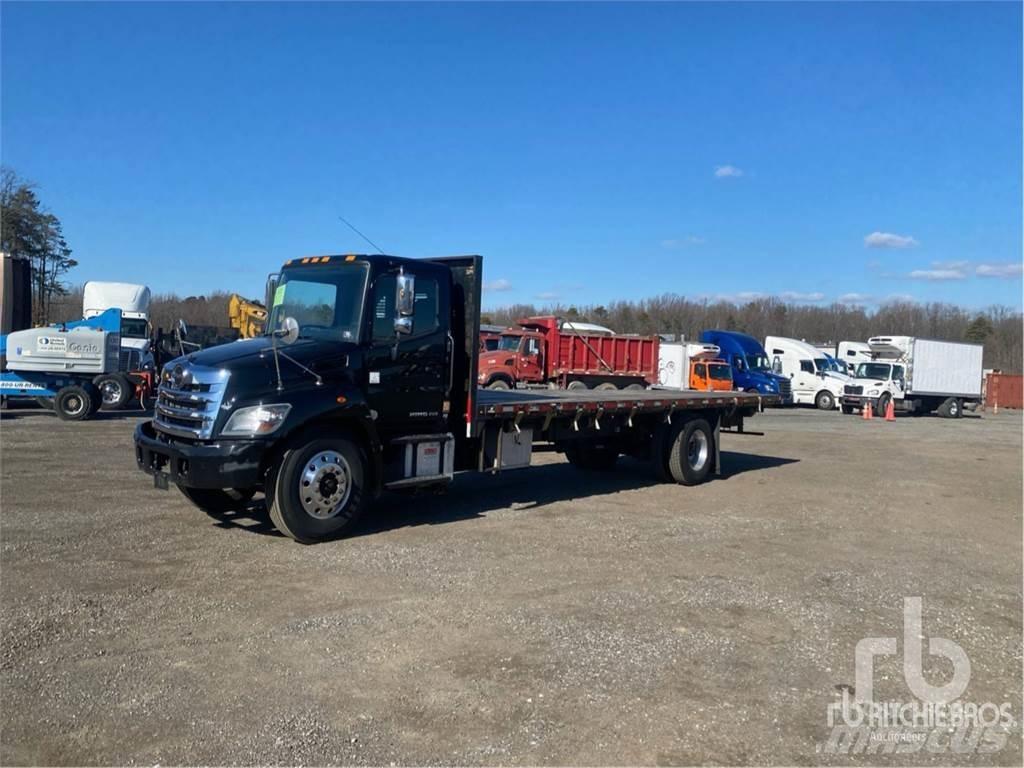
(1, 404, 1021, 765)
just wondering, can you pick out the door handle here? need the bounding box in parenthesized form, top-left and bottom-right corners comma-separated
(446, 332, 455, 397)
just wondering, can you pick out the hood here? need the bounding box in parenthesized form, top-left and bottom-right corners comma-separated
(171, 336, 357, 385)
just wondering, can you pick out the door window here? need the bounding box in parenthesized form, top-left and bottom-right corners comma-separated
(800, 360, 815, 374)
(371, 274, 440, 342)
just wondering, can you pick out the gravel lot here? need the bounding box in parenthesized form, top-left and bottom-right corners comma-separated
(1, 405, 1021, 765)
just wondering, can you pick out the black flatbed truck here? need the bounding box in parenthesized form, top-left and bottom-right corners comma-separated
(134, 254, 772, 543)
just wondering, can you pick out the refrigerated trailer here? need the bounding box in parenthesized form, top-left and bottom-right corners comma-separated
(840, 336, 983, 418)
(134, 254, 774, 543)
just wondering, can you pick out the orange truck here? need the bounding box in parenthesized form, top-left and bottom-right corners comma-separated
(657, 341, 733, 392)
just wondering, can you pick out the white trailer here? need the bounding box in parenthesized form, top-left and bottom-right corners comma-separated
(840, 336, 983, 418)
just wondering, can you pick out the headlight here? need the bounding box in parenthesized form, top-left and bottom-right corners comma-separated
(867, 389, 879, 396)
(221, 403, 291, 436)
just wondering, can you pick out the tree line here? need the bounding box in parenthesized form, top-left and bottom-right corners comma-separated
(483, 297, 1023, 372)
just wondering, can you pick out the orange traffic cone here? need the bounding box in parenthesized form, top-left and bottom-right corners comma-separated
(885, 398, 895, 421)
(862, 402, 871, 420)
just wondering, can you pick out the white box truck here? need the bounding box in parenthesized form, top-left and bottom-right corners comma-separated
(765, 336, 851, 410)
(840, 336, 983, 418)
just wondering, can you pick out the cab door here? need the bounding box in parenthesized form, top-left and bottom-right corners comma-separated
(363, 266, 449, 439)
(516, 335, 544, 383)
(794, 359, 817, 401)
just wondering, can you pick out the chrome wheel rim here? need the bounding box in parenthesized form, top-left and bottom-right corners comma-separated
(687, 431, 709, 471)
(299, 450, 351, 520)
(100, 380, 123, 405)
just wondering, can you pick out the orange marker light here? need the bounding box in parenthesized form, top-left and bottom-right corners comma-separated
(336, 395, 347, 404)
(345, 255, 356, 262)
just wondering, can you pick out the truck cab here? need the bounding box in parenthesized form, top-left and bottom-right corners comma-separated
(83, 281, 155, 372)
(842, 360, 906, 415)
(836, 340, 872, 376)
(700, 330, 792, 403)
(477, 329, 545, 389)
(764, 335, 850, 410)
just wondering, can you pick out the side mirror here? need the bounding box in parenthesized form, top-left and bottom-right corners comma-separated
(394, 271, 415, 335)
(265, 272, 280, 313)
(274, 316, 299, 346)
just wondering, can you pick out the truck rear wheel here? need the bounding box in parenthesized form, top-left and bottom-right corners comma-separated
(268, 435, 367, 543)
(566, 380, 588, 391)
(814, 390, 835, 411)
(565, 444, 618, 471)
(54, 384, 99, 421)
(595, 382, 618, 392)
(668, 418, 713, 486)
(938, 397, 962, 418)
(179, 486, 256, 514)
(94, 373, 132, 409)
(486, 378, 511, 390)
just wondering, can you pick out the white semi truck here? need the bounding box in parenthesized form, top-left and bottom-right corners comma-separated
(835, 340, 872, 375)
(840, 336, 983, 418)
(82, 281, 155, 408)
(765, 336, 851, 410)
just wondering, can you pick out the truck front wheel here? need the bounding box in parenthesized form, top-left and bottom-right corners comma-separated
(179, 486, 256, 515)
(55, 384, 99, 421)
(668, 418, 713, 486)
(814, 390, 835, 411)
(874, 393, 892, 419)
(94, 373, 133, 409)
(268, 435, 367, 543)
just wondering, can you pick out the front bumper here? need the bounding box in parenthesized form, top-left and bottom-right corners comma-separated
(134, 420, 265, 489)
(842, 395, 875, 408)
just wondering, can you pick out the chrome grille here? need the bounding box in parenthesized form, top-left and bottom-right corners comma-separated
(778, 378, 792, 398)
(120, 348, 141, 371)
(845, 384, 863, 395)
(154, 363, 228, 440)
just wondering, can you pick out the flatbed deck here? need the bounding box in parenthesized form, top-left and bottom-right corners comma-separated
(475, 387, 768, 420)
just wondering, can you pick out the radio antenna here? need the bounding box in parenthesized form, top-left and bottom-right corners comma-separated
(338, 215, 385, 255)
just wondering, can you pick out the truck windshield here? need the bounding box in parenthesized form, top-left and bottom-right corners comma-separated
(497, 335, 522, 351)
(856, 362, 891, 380)
(709, 364, 732, 381)
(267, 264, 369, 342)
(121, 318, 149, 339)
(746, 353, 771, 371)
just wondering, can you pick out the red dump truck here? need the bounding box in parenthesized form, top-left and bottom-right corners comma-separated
(478, 316, 659, 390)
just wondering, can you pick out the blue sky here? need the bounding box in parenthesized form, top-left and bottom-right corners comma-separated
(2, 1, 1021, 310)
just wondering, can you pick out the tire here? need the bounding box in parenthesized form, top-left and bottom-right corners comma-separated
(54, 384, 96, 421)
(841, 405, 856, 415)
(940, 397, 962, 419)
(625, 383, 646, 391)
(179, 486, 256, 514)
(486, 378, 511, 390)
(875, 393, 891, 419)
(595, 382, 618, 392)
(93, 373, 132, 409)
(35, 397, 54, 410)
(566, 380, 588, 391)
(565, 444, 619, 471)
(667, 418, 714, 486)
(814, 390, 835, 411)
(268, 435, 367, 543)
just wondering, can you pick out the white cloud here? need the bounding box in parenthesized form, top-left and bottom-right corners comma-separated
(864, 231, 919, 249)
(714, 165, 744, 178)
(661, 235, 706, 249)
(932, 260, 970, 271)
(483, 278, 512, 292)
(908, 268, 967, 281)
(976, 262, 1023, 278)
(838, 293, 874, 305)
(779, 291, 826, 303)
(535, 291, 560, 301)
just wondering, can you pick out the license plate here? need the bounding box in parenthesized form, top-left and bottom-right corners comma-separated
(153, 472, 170, 490)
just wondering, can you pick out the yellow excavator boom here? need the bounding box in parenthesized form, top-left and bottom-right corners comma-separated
(228, 294, 268, 339)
